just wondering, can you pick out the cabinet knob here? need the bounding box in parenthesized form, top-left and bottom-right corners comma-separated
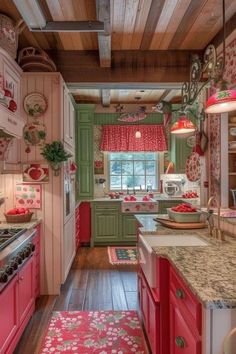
(175, 288, 185, 299)
(175, 336, 186, 348)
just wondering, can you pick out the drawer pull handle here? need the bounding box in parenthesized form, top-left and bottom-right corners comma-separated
(176, 288, 185, 299)
(175, 336, 186, 348)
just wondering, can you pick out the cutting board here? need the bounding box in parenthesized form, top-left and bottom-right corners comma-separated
(153, 217, 207, 229)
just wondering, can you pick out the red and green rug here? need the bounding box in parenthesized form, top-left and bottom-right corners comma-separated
(40, 310, 147, 353)
(108, 246, 138, 265)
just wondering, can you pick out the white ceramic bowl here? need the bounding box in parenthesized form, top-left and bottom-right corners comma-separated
(167, 208, 202, 223)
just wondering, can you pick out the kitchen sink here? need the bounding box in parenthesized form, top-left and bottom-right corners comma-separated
(121, 198, 159, 213)
(139, 234, 208, 253)
(138, 234, 208, 288)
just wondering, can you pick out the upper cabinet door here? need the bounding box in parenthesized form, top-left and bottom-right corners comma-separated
(63, 85, 75, 149)
(63, 85, 71, 146)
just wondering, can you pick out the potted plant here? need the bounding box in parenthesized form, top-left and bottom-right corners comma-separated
(41, 140, 72, 176)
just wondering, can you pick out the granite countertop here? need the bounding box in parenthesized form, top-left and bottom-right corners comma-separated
(135, 214, 236, 310)
(0, 218, 42, 229)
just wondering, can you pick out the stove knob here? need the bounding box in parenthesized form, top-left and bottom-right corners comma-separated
(10, 260, 18, 270)
(15, 255, 23, 265)
(30, 244, 35, 252)
(23, 246, 31, 258)
(0, 271, 8, 283)
(5, 266, 14, 275)
(18, 251, 25, 260)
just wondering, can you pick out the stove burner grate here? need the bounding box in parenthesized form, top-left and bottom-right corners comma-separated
(0, 229, 26, 251)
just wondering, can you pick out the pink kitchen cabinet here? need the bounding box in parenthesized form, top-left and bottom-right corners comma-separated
(138, 270, 160, 354)
(0, 256, 36, 354)
(169, 266, 202, 354)
(0, 275, 18, 353)
(78, 202, 91, 244)
(32, 225, 41, 297)
(170, 294, 201, 354)
(75, 204, 80, 249)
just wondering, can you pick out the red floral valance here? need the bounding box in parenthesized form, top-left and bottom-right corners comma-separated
(100, 125, 167, 152)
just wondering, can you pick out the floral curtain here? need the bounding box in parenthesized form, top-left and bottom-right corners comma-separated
(100, 125, 167, 152)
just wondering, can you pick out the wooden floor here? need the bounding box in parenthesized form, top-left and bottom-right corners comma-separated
(14, 247, 139, 354)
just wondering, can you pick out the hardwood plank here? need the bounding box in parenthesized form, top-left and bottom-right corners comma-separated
(168, 0, 208, 49)
(120, 271, 137, 292)
(110, 271, 128, 310)
(150, 0, 179, 50)
(125, 291, 138, 310)
(211, 8, 236, 49)
(68, 289, 85, 310)
(121, 0, 140, 49)
(130, 0, 152, 49)
(112, 0, 126, 49)
(157, 0, 192, 50)
(140, 0, 166, 50)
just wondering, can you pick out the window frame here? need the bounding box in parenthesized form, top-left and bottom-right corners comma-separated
(107, 152, 161, 192)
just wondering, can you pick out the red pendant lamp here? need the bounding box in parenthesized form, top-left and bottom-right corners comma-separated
(205, 0, 236, 114)
(170, 115, 196, 135)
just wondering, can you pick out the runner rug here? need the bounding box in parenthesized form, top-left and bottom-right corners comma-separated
(107, 246, 138, 265)
(40, 310, 147, 353)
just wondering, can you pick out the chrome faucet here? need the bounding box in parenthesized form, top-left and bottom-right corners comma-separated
(206, 196, 224, 241)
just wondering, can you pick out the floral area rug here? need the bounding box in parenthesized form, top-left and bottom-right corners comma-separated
(40, 310, 147, 353)
(107, 247, 138, 265)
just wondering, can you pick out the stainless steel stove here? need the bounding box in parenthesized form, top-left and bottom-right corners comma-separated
(0, 227, 36, 291)
(0, 228, 26, 251)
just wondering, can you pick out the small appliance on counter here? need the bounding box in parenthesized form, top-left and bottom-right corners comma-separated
(164, 179, 182, 196)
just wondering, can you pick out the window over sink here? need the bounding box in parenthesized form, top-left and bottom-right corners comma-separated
(108, 152, 159, 191)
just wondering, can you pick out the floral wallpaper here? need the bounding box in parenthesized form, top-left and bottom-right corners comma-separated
(209, 114, 221, 204)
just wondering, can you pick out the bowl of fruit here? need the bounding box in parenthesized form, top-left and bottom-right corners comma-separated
(167, 203, 202, 223)
(4, 208, 33, 223)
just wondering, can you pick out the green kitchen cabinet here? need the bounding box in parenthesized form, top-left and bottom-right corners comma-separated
(75, 104, 95, 200)
(91, 202, 121, 245)
(170, 135, 192, 173)
(158, 200, 182, 214)
(122, 214, 137, 242)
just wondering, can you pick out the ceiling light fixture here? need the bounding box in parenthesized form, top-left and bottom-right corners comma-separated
(205, 0, 236, 114)
(170, 116, 196, 135)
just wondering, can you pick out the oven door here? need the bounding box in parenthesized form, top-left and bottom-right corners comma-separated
(138, 233, 157, 289)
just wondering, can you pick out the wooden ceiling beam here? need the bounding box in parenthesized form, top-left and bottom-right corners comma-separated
(101, 89, 111, 106)
(49, 49, 202, 83)
(140, 0, 165, 50)
(96, 0, 111, 67)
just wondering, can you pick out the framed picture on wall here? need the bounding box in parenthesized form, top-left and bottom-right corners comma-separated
(15, 183, 42, 209)
(94, 159, 104, 175)
(22, 163, 49, 183)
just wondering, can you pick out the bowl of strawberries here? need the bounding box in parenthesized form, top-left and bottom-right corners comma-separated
(167, 203, 202, 223)
(4, 208, 33, 223)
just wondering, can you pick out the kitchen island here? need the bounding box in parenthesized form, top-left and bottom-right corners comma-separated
(136, 214, 236, 354)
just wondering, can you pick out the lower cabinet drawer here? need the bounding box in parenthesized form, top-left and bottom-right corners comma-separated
(170, 294, 201, 354)
(170, 267, 202, 334)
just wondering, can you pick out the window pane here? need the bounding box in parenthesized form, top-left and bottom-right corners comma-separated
(133, 176, 145, 189)
(134, 161, 145, 175)
(110, 161, 121, 175)
(122, 175, 134, 188)
(146, 161, 156, 175)
(146, 176, 156, 189)
(146, 153, 156, 160)
(122, 161, 133, 175)
(133, 153, 146, 160)
(110, 176, 121, 190)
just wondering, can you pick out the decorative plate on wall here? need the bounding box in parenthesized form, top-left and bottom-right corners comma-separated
(185, 152, 201, 182)
(23, 92, 47, 117)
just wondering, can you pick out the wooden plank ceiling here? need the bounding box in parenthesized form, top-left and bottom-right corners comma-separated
(1, 0, 236, 105)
